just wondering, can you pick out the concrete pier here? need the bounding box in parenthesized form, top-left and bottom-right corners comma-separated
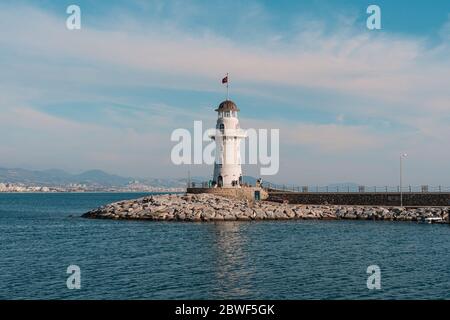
(268, 191, 450, 207)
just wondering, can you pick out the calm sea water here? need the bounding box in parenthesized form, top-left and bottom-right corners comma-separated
(0, 193, 449, 300)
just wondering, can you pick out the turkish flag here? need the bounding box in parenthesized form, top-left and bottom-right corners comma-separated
(222, 76, 228, 84)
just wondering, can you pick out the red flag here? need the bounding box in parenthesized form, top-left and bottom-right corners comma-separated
(222, 75, 228, 84)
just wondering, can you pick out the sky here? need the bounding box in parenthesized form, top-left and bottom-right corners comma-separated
(0, 0, 449, 185)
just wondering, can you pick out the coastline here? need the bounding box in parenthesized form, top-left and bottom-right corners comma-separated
(83, 193, 450, 223)
(0, 190, 185, 194)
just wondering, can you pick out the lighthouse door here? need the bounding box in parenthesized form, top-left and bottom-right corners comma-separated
(218, 176, 223, 187)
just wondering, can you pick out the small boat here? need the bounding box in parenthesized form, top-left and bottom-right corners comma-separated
(420, 217, 445, 224)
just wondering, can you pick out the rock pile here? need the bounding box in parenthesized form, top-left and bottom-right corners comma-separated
(82, 193, 450, 223)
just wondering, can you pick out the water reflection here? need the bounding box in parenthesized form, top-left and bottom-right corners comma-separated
(209, 222, 255, 298)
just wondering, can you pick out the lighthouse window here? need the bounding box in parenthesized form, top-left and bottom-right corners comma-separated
(219, 123, 225, 134)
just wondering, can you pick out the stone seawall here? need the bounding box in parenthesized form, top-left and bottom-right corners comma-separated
(82, 193, 450, 223)
(268, 192, 450, 207)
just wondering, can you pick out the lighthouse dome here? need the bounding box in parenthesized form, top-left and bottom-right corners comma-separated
(215, 100, 240, 112)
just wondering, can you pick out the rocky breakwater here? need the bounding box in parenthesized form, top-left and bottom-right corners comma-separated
(82, 193, 450, 223)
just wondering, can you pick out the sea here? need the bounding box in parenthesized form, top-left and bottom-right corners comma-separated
(0, 192, 449, 300)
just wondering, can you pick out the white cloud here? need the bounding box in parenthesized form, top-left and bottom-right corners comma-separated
(1, 4, 448, 106)
(0, 3, 449, 183)
(289, 124, 381, 152)
(0, 106, 171, 176)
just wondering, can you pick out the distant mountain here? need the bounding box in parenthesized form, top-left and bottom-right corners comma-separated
(0, 167, 186, 188)
(0, 167, 129, 186)
(140, 177, 188, 188)
(74, 170, 131, 186)
(0, 167, 72, 185)
(0, 168, 269, 188)
(0, 167, 359, 190)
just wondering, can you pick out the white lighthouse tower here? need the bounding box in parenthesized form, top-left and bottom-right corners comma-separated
(211, 100, 246, 188)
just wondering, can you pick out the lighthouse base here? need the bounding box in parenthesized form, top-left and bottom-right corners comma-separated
(186, 187, 268, 202)
(212, 163, 243, 188)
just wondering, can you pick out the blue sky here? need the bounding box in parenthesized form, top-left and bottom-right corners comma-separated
(0, 0, 449, 185)
(20, 0, 450, 36)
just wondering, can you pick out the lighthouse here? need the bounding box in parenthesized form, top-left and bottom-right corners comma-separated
(211, 100, 246, 188)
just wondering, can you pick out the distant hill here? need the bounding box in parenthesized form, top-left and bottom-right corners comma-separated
(0, 167, 359, 190)
(0, 167, 187, 188)
(0, 168, 270, 189)
(0, 167, 130, 186)
(74, 170, 131, 186)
